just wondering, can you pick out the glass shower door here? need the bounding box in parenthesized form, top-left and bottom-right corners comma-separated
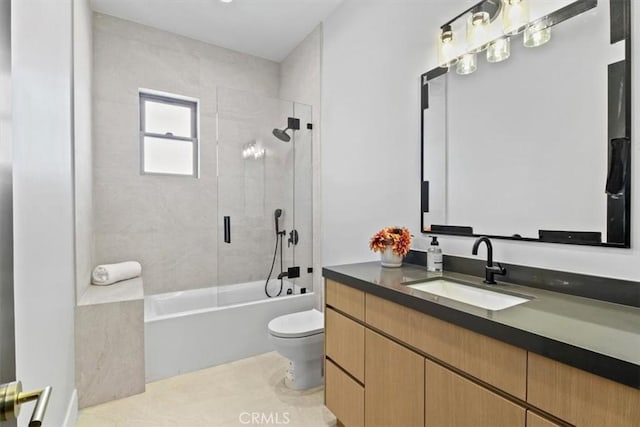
(216, 87, 313, 298)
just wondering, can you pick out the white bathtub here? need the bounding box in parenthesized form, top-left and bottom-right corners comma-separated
(144, 280, 315, 382)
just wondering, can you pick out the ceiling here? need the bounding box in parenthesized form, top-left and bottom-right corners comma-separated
(90, 0, 344, 62)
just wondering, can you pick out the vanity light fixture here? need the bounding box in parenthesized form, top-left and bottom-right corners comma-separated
(434, 0, 586, 76)
(457, 53, 478, 75)
(486, 37, 510, 62)
(523, 19, 551, 48)
(438, 25, 459, 68)
(220, 0, 234, 3)
(502, 0, 530, 35)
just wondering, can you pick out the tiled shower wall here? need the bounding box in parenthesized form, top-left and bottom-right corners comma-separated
(93, 13, 319, 296)
(93, 13, 280, 295)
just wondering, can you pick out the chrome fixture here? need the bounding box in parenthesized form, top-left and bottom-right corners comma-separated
(471, 236, 506, 284)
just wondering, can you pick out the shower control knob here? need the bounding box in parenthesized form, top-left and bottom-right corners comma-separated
(288, 230, 299, 247)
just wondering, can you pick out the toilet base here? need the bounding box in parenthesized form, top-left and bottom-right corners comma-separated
(284, 358, 323, 390)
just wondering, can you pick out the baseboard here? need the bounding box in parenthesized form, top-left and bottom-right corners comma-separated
(62, 388, 78, 427)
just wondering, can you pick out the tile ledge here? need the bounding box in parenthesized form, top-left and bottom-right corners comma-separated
(78, 276, 144, 306)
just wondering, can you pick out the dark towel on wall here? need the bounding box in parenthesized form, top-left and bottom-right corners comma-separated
(605, 137, 630, 197)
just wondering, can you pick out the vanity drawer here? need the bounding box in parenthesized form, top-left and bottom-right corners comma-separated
(425, 360, 525, 427)
(325, 279, 365, 321)
(526, 411, 563, 427)
(365, 293, 527, 400)
(325, 308, 365, 383)
(528, 353, 640, 427)
(326, 359, 364, 427)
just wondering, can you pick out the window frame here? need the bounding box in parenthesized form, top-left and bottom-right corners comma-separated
(139, 91, 199, 178)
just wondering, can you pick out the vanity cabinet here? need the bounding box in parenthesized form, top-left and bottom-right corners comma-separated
(528, 353, 640, 427)
(326, 279, 365, 321)
(365, 329, 424, 427)
(365, 293, 527, 400)
(326, 359, 364, 427)
(325, 308, 365, 383)
(425, 360, 525, 426)
(324, 279, 639, 427)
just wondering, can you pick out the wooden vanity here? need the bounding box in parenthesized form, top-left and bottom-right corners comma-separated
(324, 279, 640, 427)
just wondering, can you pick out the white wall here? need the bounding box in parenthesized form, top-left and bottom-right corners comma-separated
(322, 0, 640, 283)
(74, 0, 93, 301)
(322, 0, 435, 266)
(12, 0, 77, 426)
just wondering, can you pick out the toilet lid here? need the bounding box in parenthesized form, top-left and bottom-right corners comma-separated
(268, 309, 324, 338)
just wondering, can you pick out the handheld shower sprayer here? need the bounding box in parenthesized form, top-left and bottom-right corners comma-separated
(274, 209, 283, 235)
(266, 208, 285, 298)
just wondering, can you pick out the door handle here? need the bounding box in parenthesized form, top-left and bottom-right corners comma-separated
(223, 216, 231, 243)
(0, 381, 52, 426)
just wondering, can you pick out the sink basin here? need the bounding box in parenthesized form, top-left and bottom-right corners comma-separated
(407, 279, 529, 311)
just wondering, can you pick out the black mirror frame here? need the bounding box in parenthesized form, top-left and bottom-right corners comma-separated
(420, 0, 632, 248)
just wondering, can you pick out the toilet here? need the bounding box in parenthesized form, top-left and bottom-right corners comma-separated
(268, 309, 324, 390)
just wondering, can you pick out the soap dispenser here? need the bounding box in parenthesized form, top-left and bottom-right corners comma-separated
(427, 236, 443, 273)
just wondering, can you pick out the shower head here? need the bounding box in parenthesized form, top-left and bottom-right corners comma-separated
(272, 117, 300, 143)
(272, 128, 291, 143)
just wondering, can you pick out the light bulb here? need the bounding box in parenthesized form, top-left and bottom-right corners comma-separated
(456, 53, 477, 75)
(467, 11, 490, 53)
(438, 25, 459, 68)
(524, 21, 551, 47)
(503, 0, 529, 35)
(487, 37, 510, 63)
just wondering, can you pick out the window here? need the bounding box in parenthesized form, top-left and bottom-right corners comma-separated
(139, 91, 198, 177)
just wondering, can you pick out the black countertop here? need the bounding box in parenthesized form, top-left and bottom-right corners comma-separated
(323, 262, 640, 389)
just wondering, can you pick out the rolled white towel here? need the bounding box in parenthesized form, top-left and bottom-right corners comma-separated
(91, 261, 142, 286)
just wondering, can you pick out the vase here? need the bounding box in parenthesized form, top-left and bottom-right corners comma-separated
(380, 246, 403, 268)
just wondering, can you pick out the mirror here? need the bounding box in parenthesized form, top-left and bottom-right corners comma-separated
(421, 0, 631, 247)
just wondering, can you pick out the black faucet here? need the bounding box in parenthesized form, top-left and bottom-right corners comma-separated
(277, 271, 288, 280)
(471, 236, 506, 284)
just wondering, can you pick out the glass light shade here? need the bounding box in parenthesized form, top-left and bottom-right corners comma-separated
(467, 11, 490, 53)
(438, 31, 459, 68)
(502, 0, 530, 35)
(524, 22, 551, 47)
(487, 37, 511, 63)
(456, 53, 477, 75)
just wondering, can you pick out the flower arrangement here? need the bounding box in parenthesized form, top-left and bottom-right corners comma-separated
(369, 227, 412, 257)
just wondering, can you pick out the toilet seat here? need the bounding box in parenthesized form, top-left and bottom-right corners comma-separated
(268, 309, 324, 338)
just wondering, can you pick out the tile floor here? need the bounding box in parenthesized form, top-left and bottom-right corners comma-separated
(76, 352, 337, 427)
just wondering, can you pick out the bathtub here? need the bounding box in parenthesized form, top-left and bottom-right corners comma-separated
(144, 280, 315, 382)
